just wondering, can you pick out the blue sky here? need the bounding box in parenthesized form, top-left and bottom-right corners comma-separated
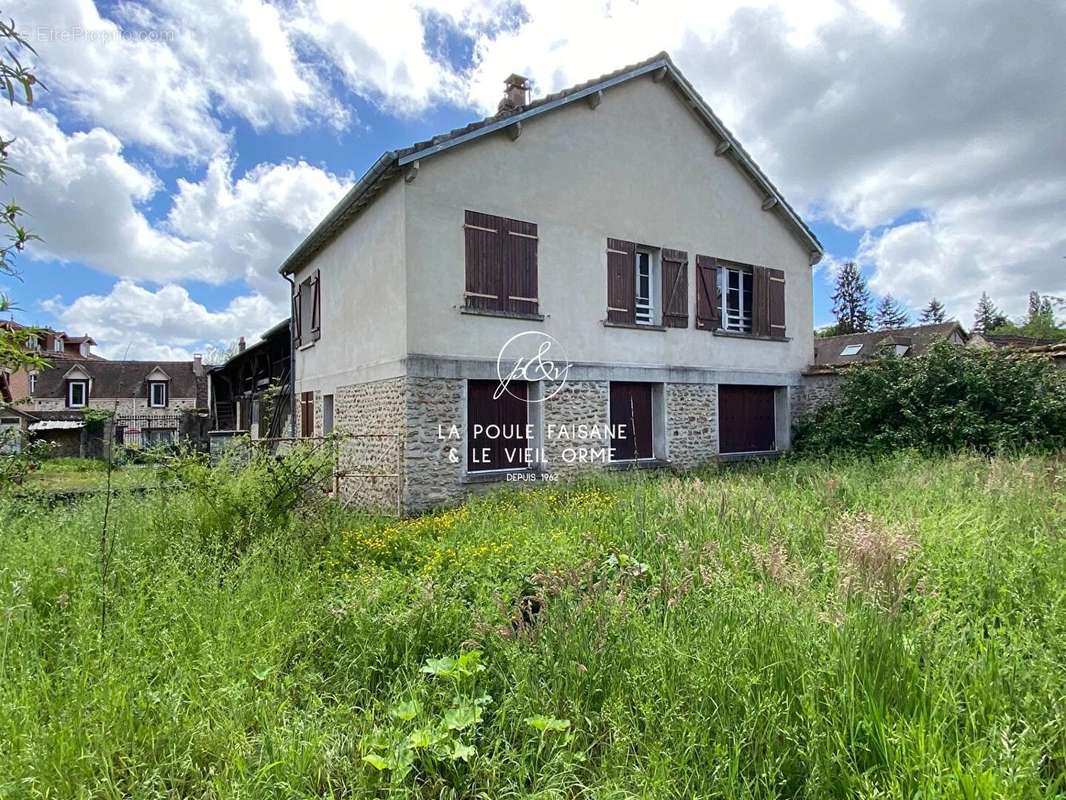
(2, 0, 1062, 358)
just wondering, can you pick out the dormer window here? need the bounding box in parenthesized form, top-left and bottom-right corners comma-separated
(67, 380, 88, 408)
(54, 338, 64, 353)
(149, 381, 168, 408)
(840, 344, 863, 357)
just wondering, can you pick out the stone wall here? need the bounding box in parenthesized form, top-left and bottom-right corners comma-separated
(542, 380, 610, 476)
(792, 373, 843, 424)
(332, 377, 407, 513)
(404, 377, 465, 512)
(26, 396, 198, 419)
(665, 382, 718, 469)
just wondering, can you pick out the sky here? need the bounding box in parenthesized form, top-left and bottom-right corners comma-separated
(1, 0, 1063, 359)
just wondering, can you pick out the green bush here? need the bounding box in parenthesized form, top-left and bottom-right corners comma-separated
(795, 341, 1066, 455)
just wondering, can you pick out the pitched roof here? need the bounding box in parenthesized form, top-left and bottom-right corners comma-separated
(981, 334, 1061, 349)
(278, 52, 823, 277)
(32, 360, 204, 400)
(812, 322, 965, 368)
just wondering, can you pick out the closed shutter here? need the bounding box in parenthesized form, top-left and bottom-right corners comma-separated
(769, 268, 786, 338)
(467, 380, 529, 471)
(752, 266, 771, 337)
(695, 255, 721, 331)
(300, 391, 314, 437)
(661, 248, 689, 328)
(310, 269, 321, 341)
(464, 211, 539, 315)
(292, 284, 302, 347)
(464, 210, 504, 312)
(609, 382, 654, 460)
(718, 385, 776, 453)
(606, 238, 636, 324)
(505, 217, 539, 315)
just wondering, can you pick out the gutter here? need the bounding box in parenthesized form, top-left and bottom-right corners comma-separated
(283, 273, 297, 438)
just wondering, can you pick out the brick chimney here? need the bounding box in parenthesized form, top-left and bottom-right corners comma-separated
(498, 73, 531, 113)
(192, 353, 203, 376)
(238, 336, 246, 353)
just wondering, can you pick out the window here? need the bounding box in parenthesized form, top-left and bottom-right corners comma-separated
(300, 391, 315, 437)
(149, 381, 168, 408)
(322, 394, 334, 435)
(144, 429, 175, 447)
(720, 266, 753, 333)
(54, 338, 63, 353)
(463, 211, 539, 316)
(67, 380, 88, 408)
(609, 382, 658, 461)
(467, 379, 530, 472)
(29, 373, 37, 395)
(634, 249, 656, 325)
(894, 344, 909, 356)
(25, 335, 37, 350)
(839, 344, 863, 357)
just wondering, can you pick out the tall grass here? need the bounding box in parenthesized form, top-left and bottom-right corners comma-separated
(1, 452, 1064, 798)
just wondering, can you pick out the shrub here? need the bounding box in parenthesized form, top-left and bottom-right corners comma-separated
(795, 341, 1066, 455)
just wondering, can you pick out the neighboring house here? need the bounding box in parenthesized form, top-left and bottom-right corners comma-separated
(1, 320, 103, 402)
(796, 322, 969, 418)
(968, 333, 1060, 349)
(21, 357, 208, 449)
(208, 319, 292, 442)
(279, 53, 823, 512)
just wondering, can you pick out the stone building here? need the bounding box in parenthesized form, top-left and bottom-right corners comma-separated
(278, 53, 824, 513)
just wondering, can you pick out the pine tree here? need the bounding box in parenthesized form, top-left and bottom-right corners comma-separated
(874, 295, 909, 329)
(831, 261, 873, 334)
(919, 297, 947, 324)
(972, 292, 1001, 333)
(1025, 291, 1055, 327)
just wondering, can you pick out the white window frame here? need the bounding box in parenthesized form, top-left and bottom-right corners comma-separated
(54, 338, 64, 353)
(29, 373, 37, 394)
(68, 381, 87, 408)
(720, 266, 753, 333)
(840, 344, 863, 357)
(149, 381, 168, 408)
(634, 248, 659, 325)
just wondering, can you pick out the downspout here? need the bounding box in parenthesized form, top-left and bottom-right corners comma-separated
(283, 273, 296, 438)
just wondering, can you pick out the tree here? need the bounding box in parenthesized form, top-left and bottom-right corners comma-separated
(0, 17, 44, 402)
(919, 297, 947, 324)
(1026, 291, 1055, 328)
(874, 295, 909, 330)
(972, 292, 1006, 334)
(831, 261, 873, 334)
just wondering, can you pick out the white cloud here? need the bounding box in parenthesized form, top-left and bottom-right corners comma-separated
(1, 104, 350, 293)
(43, 280, 284, 359)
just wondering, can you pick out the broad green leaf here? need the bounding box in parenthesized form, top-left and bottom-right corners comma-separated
(362, 753, 388, 771)
(450, 741, 476, 762)
(420, 656, 455, 676)
(525, 715, 571, 733)
(390, 699, 421, 721)
(443, 703, 482, 730)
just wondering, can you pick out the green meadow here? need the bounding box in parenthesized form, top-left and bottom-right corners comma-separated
(1, 451, 1064, 798)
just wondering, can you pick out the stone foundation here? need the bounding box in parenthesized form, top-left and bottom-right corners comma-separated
(665, 382, 718, 469)
(333, 378, 406, 513)
(792, 373, 843, 424)
(542, 380, 610, 476)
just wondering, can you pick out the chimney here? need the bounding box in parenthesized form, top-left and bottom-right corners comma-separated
(238, 336, 246, 353)
(498, 73, 531, 113)
(192, 353, 203, 376)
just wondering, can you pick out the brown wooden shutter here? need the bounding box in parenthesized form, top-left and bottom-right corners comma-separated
(752, 266, 771, 337)
(769, 268, 786, 338)
(505, 218, 538, 315)
(661, 248, 689, 328)
(292, 283, 302, 347)
(310, 269, 322, 341)
(464, 210, 503, 311)
(300, 391, 314, 437)
(606, 238, 636, 324)
(695, 255, 721, 331)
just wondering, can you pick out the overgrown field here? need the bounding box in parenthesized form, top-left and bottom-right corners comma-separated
(1, 452, 1064, 798)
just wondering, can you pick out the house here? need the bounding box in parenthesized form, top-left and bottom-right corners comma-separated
(20, 356, 208, 452)
(795, 322, 968, 418)
(279, 52, 823, 513)
(1, 320, 103, 403)
(207, 319, 292, 445)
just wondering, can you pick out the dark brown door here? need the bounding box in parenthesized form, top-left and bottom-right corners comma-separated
(467, 380, 529, 471)
(718, 385, 776, 453)
(610, 382, 654, 460)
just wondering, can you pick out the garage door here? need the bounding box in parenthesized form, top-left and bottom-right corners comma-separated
(718, 385, 777, 454)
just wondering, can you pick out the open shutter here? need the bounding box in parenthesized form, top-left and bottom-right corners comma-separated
(769, 268, 786, 338)
(752, 266, 771, 337)
(505, 218, 539, 315)
(695, 255, 721, 331)
(606, 238, 636, 324)
(292, 283, 303, 347)
(464, 211, 503, 311)
(661, 248, 689, 328)
(311, 269, 322, 341)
